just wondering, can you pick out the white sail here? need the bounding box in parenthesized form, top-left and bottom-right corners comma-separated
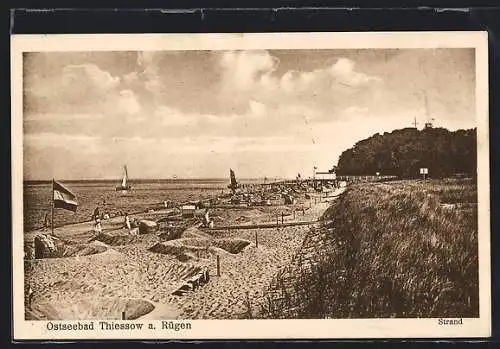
(116, 165, 131, 191)
(122, 166, 128, 187)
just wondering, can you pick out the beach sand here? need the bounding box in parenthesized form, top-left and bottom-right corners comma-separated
(24, 191, 341, 320)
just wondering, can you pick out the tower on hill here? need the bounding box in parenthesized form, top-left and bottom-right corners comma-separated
(423, 91, 434, 129)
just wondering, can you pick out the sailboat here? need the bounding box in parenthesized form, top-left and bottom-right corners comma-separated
(116, 165, 132, 191)
(228, 168, 241, 193)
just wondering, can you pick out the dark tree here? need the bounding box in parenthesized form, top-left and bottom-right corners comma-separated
(336, 127, 477, 178)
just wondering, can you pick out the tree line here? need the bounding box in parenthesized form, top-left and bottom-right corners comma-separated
(336, 127, 477, 178)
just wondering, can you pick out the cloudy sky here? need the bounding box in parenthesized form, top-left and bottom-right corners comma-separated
(23, 48, 475, 180)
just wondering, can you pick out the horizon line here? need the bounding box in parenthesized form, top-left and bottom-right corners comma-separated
(23, 176, 293, 182)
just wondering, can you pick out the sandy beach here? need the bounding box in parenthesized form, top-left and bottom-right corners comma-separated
(24, 188, 344, 320)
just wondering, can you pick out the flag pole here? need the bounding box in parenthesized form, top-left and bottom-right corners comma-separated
(51, 179, 54, 235)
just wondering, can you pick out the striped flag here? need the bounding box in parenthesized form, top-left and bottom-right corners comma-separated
(53, 180, 78, 212)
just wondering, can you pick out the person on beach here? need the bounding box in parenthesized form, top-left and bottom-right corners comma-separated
(93, 206, 100, 221)
(124, 212, 131, 230)
(43, 211, 50, 230)
(203, 209, 211, 227)
(94, 216, 102, 235)
(27, 285, 34, 310)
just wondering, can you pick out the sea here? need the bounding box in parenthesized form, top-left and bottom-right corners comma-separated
(22, 178, 266, 232)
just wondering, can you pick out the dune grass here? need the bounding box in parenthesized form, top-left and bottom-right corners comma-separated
(263, 178, 478, 318)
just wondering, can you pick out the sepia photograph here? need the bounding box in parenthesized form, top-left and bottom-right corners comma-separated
(11, 32, 490, 340)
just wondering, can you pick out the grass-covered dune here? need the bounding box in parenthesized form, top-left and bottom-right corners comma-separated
(264, 179, 478, 318)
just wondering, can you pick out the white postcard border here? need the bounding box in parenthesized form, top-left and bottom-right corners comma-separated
(11, 31, 491, 340)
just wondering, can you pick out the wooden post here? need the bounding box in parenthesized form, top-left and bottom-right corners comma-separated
(293, 210, 296, 220)
(245, 291, 252, 318)
(255, 231, 258, 248)
(281, 212, 284, 224)
(216, 255, 220, 276)
(51, 179, 55, 235)
(121, 311, 126, 320)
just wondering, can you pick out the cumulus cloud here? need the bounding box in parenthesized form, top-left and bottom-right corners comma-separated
(25, 62, 143, 120)
(330, 58, 381, 86)
(136, 51, 164, 95)
(116, 89, 141, 115)
(278, 58, 381, 94)
(130, 50, 381, 127)
(62, 64, 120, 90)
(28, 64, 120, 103)
(218, 52, 381, 94)
(248, 100, 267, 117)
(123, 71, 139, 85)
(219, 50, 279, 90)
(215, 51, 382, 124)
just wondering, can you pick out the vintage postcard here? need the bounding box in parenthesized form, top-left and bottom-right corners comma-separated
(11, 32, 490, 340)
